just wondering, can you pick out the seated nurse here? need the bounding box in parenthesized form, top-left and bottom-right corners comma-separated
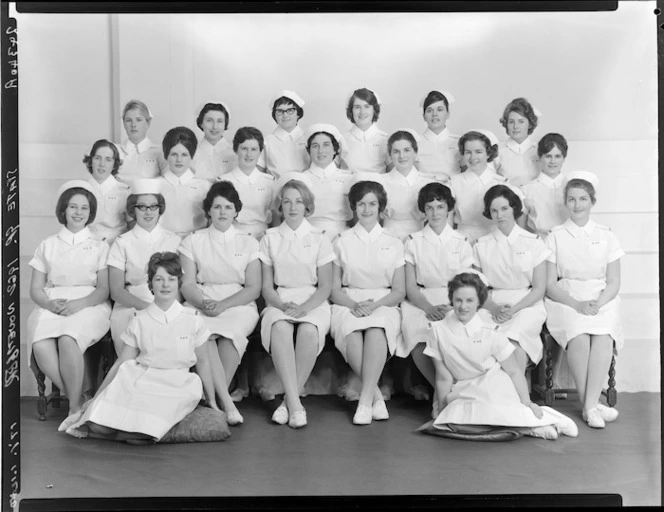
(341, 87, 389, 175)
(191, 101, 237, 181)
(416, 90, 461, 179)
(116, 99, 167, 182)
(157, 126, 211, 238)
(473, 185, 550, 376)
(83, 139, 130, 245)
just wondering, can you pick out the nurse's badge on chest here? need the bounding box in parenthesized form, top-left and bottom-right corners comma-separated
(179, 335, 189, 343)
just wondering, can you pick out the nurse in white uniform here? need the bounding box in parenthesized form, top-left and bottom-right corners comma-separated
(180, 181, 261, 424)
(400, 182, 472, 409)
(28, 180, 111, 423)
(450, 130, 524, 243)
(116, 99, 167, 182)
(330, 180, 406, 425)
(417, 90, 461, 179)
(521, 133, 570, 238)
(84, 139, 130, 245)
(220, 127, 275, 240)
(341, 88, 389, 175)
(257, 90, 309, 178)
(108, 179, 181, 355)
(473, 185, 550, 376)
(191, 101, 237, 181)
(259, 179, 334, 429)
(495, 98, 540, 187)
(381, 130, 443, 241)
(544, 172, 623, 429)
(157, 126, 211, 238)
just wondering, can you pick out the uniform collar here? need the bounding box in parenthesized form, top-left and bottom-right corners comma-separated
(146, 300, 183, 324)
(537, 171, 566, 188)
(133, 223, 165, 241)
(199, 137, 230, 154)
(209, 223, 237, 242)
(57, 226, 92, 245)
(274, 125, 303, 142)
(123, 137, 154, 154)
(89, 174, 120, 194)
(308, 161, 339, 178)
(278, 218, 312, 239)
(349, 123, 378, 142)
(352, 222, 383, 243)
(423, 127, 450, 141)
(387, 167, 419, 186)
(163, 169, 194, 186)
(563, 218, 597, 238)
(422, 223, 453, 245)
(505, 136, 536, 155)
(448, 312, 484, 337)
(464, 166, 499, 185)
(493, 223, 521, 244)
(231, 167, 261, 184)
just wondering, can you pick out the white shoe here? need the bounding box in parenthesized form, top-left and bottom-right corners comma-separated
(353, 405, 372, 425)
(226, 407, 244, 426)
(583, 407, 605, 429)
(554, 416, 579, 438)
(230, 387, 249, 403)
(379, 384, 393, 401)
(411, 384, 430, 401)
(337, 383, 360, 402)
(528, 425, 559, 440)
(58, 410, 83, 432)
(288, 409, 307, 429)
(596, 403, 619, 423)
(271, 403, 289, 425)
(259, 387, 276, 402)
(372, 400, 389, 421)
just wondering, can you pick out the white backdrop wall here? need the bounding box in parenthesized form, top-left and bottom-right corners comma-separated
(15, 3, 659, 396)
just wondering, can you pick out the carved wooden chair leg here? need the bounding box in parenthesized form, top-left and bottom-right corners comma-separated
(606, 353, 617, 407)
(544, 344, 555, 407)
(30, 352, 47, 421)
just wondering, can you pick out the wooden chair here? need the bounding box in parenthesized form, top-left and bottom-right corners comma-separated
(29, 332, 116, 421)
(531, 327, 617, 407)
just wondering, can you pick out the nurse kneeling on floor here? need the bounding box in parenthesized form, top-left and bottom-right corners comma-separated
(259, 179, 335, 429)
(28, 180, 112, 426)
(64, 252, 229, 443)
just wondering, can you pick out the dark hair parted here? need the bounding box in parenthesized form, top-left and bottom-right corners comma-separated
(126, 193, 166, 219)
(203, 181, 243, 220)
(147, 251, 183, 293)
(346, 88, 381, 124)
(387, 130, 418, 154)
(232, 126, 265, 153)
(55, 187, 97, 226)
(417, 182, 455, 213)
(448, 272, 489, 307)
(482, 184, 524, 220)
(196, 103, 230, 131)
(564, 179, 597, 205)
(499, 97, 538, 135)
(422, 90, 450, 114)
(271, 96, 304, 123)
(162, 126, 198, 160)
(306, 131, 341, 158)
(348, 180, 387, 226)
(458, 131, 499, 163)
(83, 139, 122, 176)
(537, 132, 568, 158)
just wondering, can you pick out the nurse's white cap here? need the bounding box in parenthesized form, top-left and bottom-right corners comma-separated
(270, 90, 305, 108)
(394, 128, 422, 143)
(195, 100, 231, 118)
(348, 87, 382, 106)
(532, 105, 542, 117)
(305, 123, 344, 146)
(57, 180, 96, 198)
(566, 170, 599, 188)
(271, 171, 314, 203)
(130, 178, 162, 196)
(469, 129, 499, 147)
(418, 90, 456, 108)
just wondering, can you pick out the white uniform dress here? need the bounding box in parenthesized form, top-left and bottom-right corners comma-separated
(399, 224, 472, 357)
(68, 302, 211, 441)
(191, 138, 237, 182)
(521, 172, 569, 238)
(116, 138, 167, 182)
(87, 175, 130, 245)
(108, 224, 182, 343)
(544, 219, 625, 350)
(449, 166, 525, 243)
(179, 225, 260, 358)
(425, 313, 574, 429)
(496, 137, 539, 187)
(258, 125, 310, 179)
(303, 163, 354, 241)
(220, 168, 275, 240)
(379, 168, 443, 241)
(26, 227, 111, 354)
(157, 169, 211, 238)
(473, 225, 550, 365)
(342, 124, 389, 174)
(417, 128, 461, 180)
(259, 219, 335, 354)
(331, 223, 404, 360)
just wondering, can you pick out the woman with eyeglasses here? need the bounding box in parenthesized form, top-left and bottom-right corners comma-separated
(108, 179, 181, 355)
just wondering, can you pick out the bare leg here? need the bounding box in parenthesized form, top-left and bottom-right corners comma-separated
(32, 338, 66, 390)
(58, 336, 85, 413)
(217, 337, 241, 388)
(565, 334, 591, 410)
(294, 323, 319, 396)
(205, 340, 238, 414)
(509, 341, 529, 375)
(360, 328, 388, 409)
(411, 343, 435, 387)
(584, 335, 614, 410)
(270, 322, 303, 413)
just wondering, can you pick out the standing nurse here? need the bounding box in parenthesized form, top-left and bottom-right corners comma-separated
(417, 90, 461, 180)
(191, 101, 237, 181)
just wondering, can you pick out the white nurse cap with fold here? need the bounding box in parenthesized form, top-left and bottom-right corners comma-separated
(130, 178, 162, 196)
(195, 100, 231, 118)
(305, 123, 344, 146)
(566, 170, 599, 188)
(469, 129, 499, 147)
(270, 90, 305, 108)
(57, 180, 96, 198)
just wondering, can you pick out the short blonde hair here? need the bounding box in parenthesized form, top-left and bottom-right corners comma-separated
(122, 99, 151, 121)
(276, 180, 315, 217)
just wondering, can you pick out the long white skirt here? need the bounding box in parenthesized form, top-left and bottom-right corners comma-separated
(331, 287, 402, 362)
(110, 283, 152, 347)
(27, 285, 111, 355)
(478, 288, 546, 365)
(398, 287, 449, 357)
(69, 360, 202, 440)
(260, 286, 331, 355)
(545, 278, 624, 351)
(186, 283, 259, 359)
(434, 363, 573, 429)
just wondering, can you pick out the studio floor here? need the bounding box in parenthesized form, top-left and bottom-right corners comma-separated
(16, 392, 661, 509)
